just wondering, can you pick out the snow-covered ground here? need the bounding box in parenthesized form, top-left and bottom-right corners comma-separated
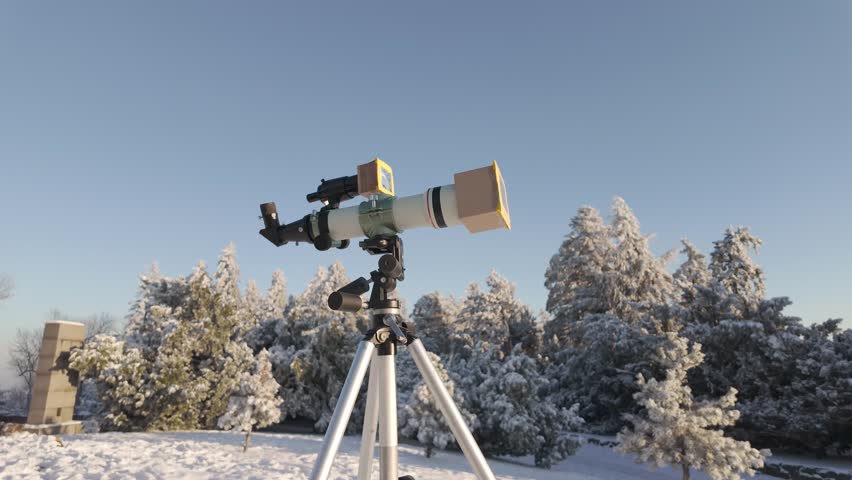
(0, 430, 794, 480)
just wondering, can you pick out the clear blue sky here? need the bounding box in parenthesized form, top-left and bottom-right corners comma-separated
(1, 1, 849, 386)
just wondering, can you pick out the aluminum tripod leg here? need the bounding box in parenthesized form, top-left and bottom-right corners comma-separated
(376, 353, 398, 480)
(358, 351, 380, 480)
(310, 340, 376, 480)
(408, 339, 497, 480)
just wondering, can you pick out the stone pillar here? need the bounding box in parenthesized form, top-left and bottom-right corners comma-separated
(25, 321, 86, 434)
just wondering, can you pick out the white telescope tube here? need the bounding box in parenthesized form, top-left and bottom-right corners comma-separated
(259, 161, 509, 249)
(394, 185, 461, 231)
(325, 185, 461, 241)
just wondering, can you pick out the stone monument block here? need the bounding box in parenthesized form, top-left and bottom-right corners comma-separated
(25, 321, 86, 435)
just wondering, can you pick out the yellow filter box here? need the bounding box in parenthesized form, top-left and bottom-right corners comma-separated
(357, 158, 395, 197)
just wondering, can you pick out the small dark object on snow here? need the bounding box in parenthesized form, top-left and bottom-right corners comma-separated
(0, 422, 24, 436)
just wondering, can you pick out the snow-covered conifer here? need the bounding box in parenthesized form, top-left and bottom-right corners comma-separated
(684, 309, 852, 454)
(183, 260, 254, 429)
(488, 272, 543, 356)
(125, 263, 188, 358)
(544, 205, 612, 344)
(75, 253, 258, 432)
(545, 313, 661, 432)
(394, 348, 422, 407)
(608, 197, 676, 327)
(278, 318, 362, 431)
(457, 271, 542, 357)
(123, 259, 253, 431)
(708, 227, 765, 319)
(245, 270, 289, 351)
(284, 265, 330, 344)
(218, 349, 283, 451)
(410, 292, 461, 356)
(73, 379, 102, 419)
(214, 242, 242, 312)
(242, 280, 263, 333)
(617, 333, 768, 480)
(260, 261, 371, 430)
(673, 239, 712, 309)
(400, 350, 476, 458)
(457, 344, 584, 467)
(69, 335, 153, 430)
(284, 262, 367, 348)
(262, 269, 288, 321)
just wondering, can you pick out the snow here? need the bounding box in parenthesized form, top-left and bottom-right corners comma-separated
(23, 421, 81, 428)
(766, 453, 852, 474)
(0, 431, 786, 480)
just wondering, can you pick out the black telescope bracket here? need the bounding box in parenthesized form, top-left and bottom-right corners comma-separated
(327, 235, 415, 355)
(258, 173, 360, 251)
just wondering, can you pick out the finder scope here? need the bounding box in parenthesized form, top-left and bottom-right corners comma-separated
(259, 158, 510, 251)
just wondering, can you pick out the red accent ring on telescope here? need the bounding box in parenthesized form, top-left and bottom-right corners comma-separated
(425, 188, 438, 228)
(431, 186, 447, 228)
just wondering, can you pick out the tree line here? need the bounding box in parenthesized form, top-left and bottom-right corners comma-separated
(8, 197, 848, 477)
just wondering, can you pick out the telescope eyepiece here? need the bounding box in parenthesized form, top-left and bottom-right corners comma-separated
(259, 202, 286, 246)
(260, 202, 280, 231)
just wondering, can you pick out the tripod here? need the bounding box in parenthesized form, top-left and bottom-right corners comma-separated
(309, 235, 496, 480)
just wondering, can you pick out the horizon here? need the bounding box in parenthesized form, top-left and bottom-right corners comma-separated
(1, 1, 849, 387)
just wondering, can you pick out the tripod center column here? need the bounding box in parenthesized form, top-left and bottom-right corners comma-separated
(376, 346, 398, 480)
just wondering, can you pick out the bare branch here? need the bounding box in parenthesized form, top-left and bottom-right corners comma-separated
(81, 312, 118, 342)
(7, 328, 42, 393)
(0, 275, 13, 303)
(45, 308, 68, 321)
(44, 309, 119, 342)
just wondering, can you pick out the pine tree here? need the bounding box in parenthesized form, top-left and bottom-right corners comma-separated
(125, 263, 189, 359)
(218, 349, 283, 451)
(400, 350, 476, 458)
(545, 313, 662, 433)
(457, 271, 542, 357)
(456, 344, 584, 467)
(678, 230, 850, 454)
(242, 280, 263, 334)
(73, 379, 102, 419)
(149, 312, 204, 430)
(214, 242, 242, 312)
(284, 262, 368, 348)
(262, 269, 288, 321)
(489, 272, 543, 356)
(410, 292, 461, 357)
(543, 198, 680, 432)
(685, 311, 852, 455)
(395, 348, 423, 407)
(69, 335, 153, 430)
(617, 333, 768, 480)
(282, 319, 363, 431)
(708, 227, 765, 319)
(74, 255, 255, 432)
(608, 197, 676, 327)
(673, 239, 712, 309)
(544, 205, 612, 346)
(261, 261, 371, 430)
(245, 270, 289, 352)
(189, 259, 212, 291)
(183, 259, 254, 429)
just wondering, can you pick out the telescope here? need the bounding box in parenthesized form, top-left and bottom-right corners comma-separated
(257, 158, 510, 480)
(258, 158, 511, 251)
